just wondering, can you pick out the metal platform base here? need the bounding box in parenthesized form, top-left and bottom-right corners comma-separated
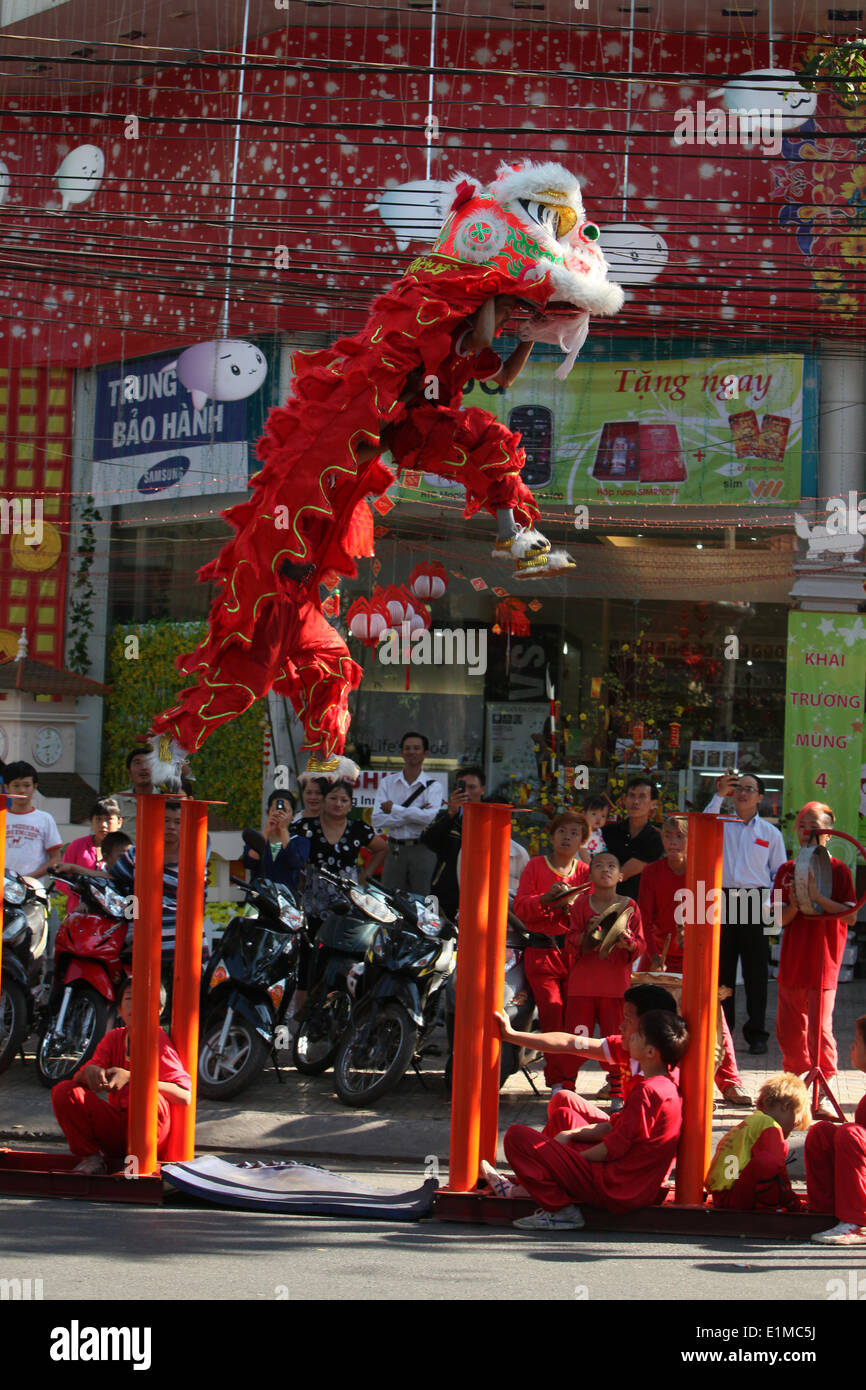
(433, 1187, 832, 1240)
(0, 1148, 166, 1204)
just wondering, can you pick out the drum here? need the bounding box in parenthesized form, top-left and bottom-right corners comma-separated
(629, 970, 725, 1068)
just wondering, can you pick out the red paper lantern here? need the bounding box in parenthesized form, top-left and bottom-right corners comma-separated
(670, 722, 681, 749)
(494, 596, 530, 637)
(408, 562, 449, 602)
(346, 597, 388, 647)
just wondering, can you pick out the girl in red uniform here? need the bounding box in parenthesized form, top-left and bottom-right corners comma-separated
(807, 1014, 866, 1245)
(512, 812, 589, 1091)
(638, 814, 750, 1107)
(772, 802, 857, 1119)
(484, 1009, 689, 1230)
(563, 851, 644, 1073)
(705, 1073, 809, 1212)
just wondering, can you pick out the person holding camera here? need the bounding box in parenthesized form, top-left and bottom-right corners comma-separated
(421, 765, 486, 921)
(242, 789, 310, 894)
(704, 771, 787, 1055)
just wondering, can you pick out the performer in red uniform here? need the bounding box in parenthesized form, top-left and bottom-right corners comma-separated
(51, 981, 191, 1174)
(705, 1073, 809, 1212)
(147, 162, 623, 786)
(772, 802, 856, 1116)
(807, 1014, 866, 1245)
(638, 814, 751, 1106)
(563, 851, 644, 1070)
(512, 812, 589, 1090)
(483, 1009, 688, 1229)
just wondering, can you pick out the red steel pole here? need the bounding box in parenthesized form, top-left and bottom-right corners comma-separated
(676, 811, 725, 1205)
(447, 801, 492, 1192)
(127, 794, 166, 1176)
(478, 805, 513, 1169)
(163, 798, 209, 1162)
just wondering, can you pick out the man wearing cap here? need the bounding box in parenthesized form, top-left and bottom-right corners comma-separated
(704, 772, 787, 1055)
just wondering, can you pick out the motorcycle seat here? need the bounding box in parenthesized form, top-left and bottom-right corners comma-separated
(315, 916, 381, 954)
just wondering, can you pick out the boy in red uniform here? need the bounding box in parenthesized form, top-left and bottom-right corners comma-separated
(772, 801, 857, 1119)
(512, 812, 589, 1092)
(705, 1073, 809, 1212)
(51, 980, 191, 1174)
(563, 851, 644, 1078)
(807, 1014, 866, 1245)
(483, 1009, 688, 1230)
(639, 814, 751, 1107)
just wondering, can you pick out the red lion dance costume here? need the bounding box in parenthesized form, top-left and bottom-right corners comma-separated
(149, 162, 623, 782)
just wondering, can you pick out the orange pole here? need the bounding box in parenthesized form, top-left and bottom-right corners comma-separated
(478, 805, 512, 1169)
(163, 799, 209, 1162)
(127, 794, 166, 1176)
(675, 810, 725, 1205)
(447, 801, 492, 1191)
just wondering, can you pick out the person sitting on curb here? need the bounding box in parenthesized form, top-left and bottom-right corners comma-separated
(51, 979, 191, 1175)
(806, 1013, 866, 1246)
(705, 1073, 809, 1212)
(482, 1008, 688, 1231)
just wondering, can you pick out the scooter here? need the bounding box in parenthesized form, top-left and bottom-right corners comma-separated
(36, 870, 130, 1087)
(292, 866, 390, 1075)
(197, 875, 305, 1100)
(0, 870, 50, 1074)
(333, 888, 456, 1107)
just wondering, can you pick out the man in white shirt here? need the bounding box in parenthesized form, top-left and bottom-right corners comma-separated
(704, 771, 787, 1055)
(4, 761, 63, 879)
(372, 731, 443, 894)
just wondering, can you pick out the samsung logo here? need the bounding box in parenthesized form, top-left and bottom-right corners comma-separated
(137, 455, 190, 494)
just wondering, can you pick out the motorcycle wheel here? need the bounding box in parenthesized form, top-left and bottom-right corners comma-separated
(0, 980, 28, 1075)
(333, 1001, 418, 1107)
(36, 984, 111, 1088)
(292, 991, 351, 1075)
(197, 1007, 270, 1100)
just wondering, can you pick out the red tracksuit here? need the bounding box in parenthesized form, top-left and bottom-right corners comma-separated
(52, 1026, 190, 1167)
(564, 894, 644, 1072)
(773, 858, 854, 1078)
(503, 1072, 682, 1212)
(513, 855, 589, 1088)
(806, 1094, 866, 1225)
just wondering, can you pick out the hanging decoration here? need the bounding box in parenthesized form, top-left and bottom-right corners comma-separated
(170, 340, 268, 410)
(346, 597, 389, 648)
(408, 561, 449, 602)
(54, 144, 105, 212)
(494, 596, 531, 637)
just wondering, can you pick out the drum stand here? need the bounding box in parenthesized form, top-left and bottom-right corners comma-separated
(803, 953, 845, 1121)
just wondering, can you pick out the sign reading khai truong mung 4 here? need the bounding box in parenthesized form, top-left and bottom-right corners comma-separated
(394, 353, 804, 507)
(783, 610, 866, 858)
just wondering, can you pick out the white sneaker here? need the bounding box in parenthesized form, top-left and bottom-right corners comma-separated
(811, 1221, 866, 1246)
(480, 1159, 521, 1199)
(491, 525, 551, 561)
(513, 1204, 585, 1231)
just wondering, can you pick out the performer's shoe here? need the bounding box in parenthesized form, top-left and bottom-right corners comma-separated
(491, 525, 550, 562)
(145, 735, 189, 793)
(513, 547, 576, 580)
(513, 1204, 585, 1231)
(811, 1221, 866, 1246)
(303, 753, 360, 784)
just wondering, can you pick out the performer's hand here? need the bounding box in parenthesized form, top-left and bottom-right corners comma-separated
(494, 1009, 513, 1040)
(86, 1066, 109, 1092)
(540, 882, 573, 907)
(649, 955, 664, 971)
(105, 1067, 130, 1092)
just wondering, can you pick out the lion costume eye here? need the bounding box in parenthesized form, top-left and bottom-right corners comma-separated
(518, 198, 561, 238)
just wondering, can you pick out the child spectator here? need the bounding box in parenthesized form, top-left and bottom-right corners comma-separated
(807, 1013, 866, 1245)
(580, 796, 609, 863)
(705, 1073, 809, 1212)
(563, 851, 644, 1086)
(51, 979, 191, 1174)
(773, 802, 857, 1120)
(4, 760, 62, 879)
(484, 1009, 688, 1230)
(55, 798, 124, 912)
(100, 831, 132, 873)
(512, 812, 589, 1092)
(639, 814, 752, 1108)
(242, 790, 310, 894)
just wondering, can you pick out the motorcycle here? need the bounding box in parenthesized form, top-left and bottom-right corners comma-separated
(333, 888, 456, 1107)
(292, 866, 391, 1075)
(36, 869, 130, 1088)
(197, 875, 305, 1100)
(0, 870, 50, 1074)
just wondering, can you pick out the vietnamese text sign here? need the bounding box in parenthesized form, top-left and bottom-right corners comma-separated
(783, 611, 866, 853)
(395, 353, 804, 507)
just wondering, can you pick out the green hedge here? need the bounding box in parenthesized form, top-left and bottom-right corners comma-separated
(102, 620, 265, 829)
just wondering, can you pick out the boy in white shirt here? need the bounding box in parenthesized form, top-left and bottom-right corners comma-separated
(4, 760, 63, 879)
